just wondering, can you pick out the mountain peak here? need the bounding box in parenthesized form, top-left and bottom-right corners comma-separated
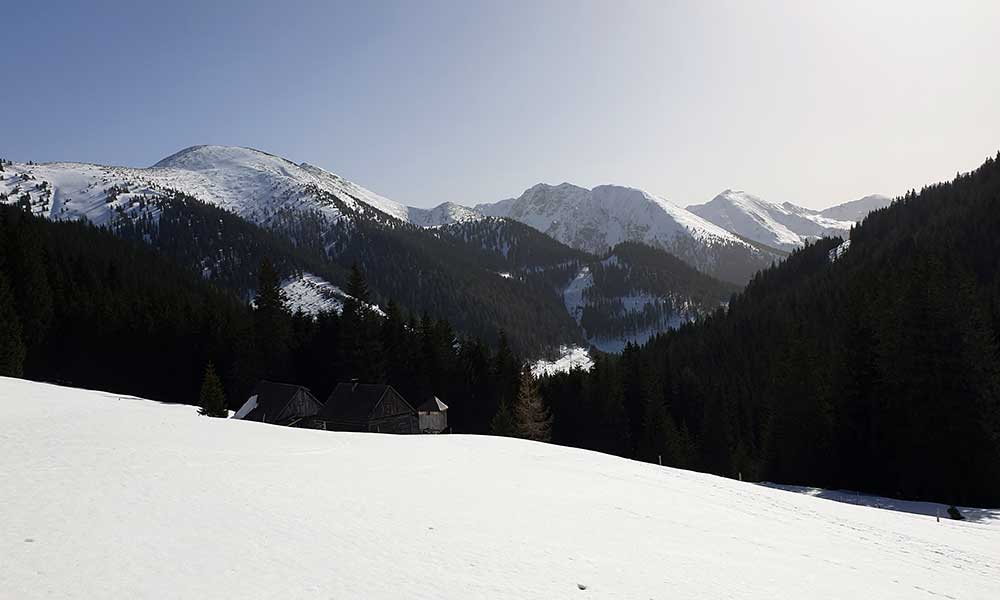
(152, 145, 292, 170)
(473, 180, 772, 283)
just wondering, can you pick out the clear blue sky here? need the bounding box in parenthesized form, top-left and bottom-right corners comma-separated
(3, 0, 998, 209)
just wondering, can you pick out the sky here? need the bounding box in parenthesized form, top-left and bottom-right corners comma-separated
(2, 0, 999, 210)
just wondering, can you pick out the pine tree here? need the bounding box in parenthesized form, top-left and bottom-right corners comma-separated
(0, 272, 25, 377)
(514, 367, 552, 442)
(198, 362, 228, 417)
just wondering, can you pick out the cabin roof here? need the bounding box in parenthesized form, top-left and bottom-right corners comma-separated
(234, 380, 315, 422)
(319, 383, 413, 420)
(417, 396, 448, 413)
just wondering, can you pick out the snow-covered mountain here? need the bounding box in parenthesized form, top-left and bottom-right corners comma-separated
(5, 375, 998, 599)
(475, 183, 778, 284)
(687, 190, 893, 251)
(0, 145, 469, 229)
(0, 146, 589, 355)
(819, 194, 893, 222)
(687, 190, 855, 251)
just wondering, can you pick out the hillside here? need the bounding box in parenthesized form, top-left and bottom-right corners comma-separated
(2, 376, 998, 599)
(438, 221, 738, 352)
(0, 203, 532, 436)
(0, 151, 583, 355)
(688, 189, 856, 250)
(538, 152, 1000, 506)
(475, 183, 780, 284)
(820, 194, 893, 221)
(565, 242, 738, 352)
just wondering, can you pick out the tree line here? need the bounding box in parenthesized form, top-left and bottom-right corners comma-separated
(0, 203, 549, 442)
(538, 153, 1000, 506)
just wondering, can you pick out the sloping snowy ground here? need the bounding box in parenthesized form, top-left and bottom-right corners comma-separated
(2, 376, 999, 599)
(280, 272, 348, 316)
(530, 346, 595, 377)
(761, 483, 1000, 526)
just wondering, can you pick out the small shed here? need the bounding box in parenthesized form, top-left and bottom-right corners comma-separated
(231, 381, 322, 426)
(417, 396, 449, 433)
(314, 383, 418, 434)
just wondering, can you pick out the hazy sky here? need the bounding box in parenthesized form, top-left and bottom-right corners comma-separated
(3, 0, 998, 209)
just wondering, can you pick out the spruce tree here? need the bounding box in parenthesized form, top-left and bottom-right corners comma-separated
(252, 258, 291, 380)
(340, 263, 382, 382)
(346, 262, 370, 305)
(198, 362, 228, 417)
(490, 398, 517, 437)
(254, 258, 288, 314)
(514, 366, 552, 442)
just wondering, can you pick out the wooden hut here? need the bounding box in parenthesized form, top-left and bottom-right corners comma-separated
(231, 381, 322, 426)
(312, 383, 418, 433)
(417, 396, 449, 433)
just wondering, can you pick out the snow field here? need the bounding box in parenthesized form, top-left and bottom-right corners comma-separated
(2, 376, 998, 599)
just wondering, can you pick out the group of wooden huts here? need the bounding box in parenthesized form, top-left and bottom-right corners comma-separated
(231, 380, 449, 434)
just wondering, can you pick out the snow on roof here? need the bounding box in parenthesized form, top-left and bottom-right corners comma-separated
(232, 394, 258, 420)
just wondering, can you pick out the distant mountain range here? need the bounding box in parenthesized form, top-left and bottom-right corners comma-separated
(687, 190, 891, 251)
(0, 144, 891, 357)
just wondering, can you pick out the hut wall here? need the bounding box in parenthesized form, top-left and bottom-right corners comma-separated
(418, 411, 447, 433)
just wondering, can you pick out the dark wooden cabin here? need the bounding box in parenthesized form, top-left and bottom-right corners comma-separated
(232, 381, 322, 426)
(312, 383, 418, 433)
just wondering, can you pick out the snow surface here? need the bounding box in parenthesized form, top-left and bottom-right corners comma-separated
(761, 483, 1000, 526)
(3, 376, 999, 599)
(530, 345, 594, 377)
(277, 272, 385, 318)
(688, 190, 855, 251)
(232, 394, 258, 419)
(280, 272, 347, 316)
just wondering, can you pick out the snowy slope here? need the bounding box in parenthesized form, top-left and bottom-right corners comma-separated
(0, 146, 471, 229)
(278, 272, 386, 317)
(477, 183, 749, 255)
(820, 194, 893, 222)
(408, 201, 482, 227)
(688, 190, 855, 251)
(530, 345, 594, 377)
(475, 183, 771, 280)
(3, 376, 998, 599)
(280, 272, 348, 316)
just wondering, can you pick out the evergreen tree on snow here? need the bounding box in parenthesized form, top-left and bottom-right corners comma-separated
(198, 362, 228, 417)
(514, 367, 552, 442)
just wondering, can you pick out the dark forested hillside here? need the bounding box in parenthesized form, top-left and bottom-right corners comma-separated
(0, 204, 525, 434)
(113, 192, 350, 300)
(106, 191, 582, 355)
(334, 218, 584, 355)
(540, 153, 1000, 506)
(578, 242, 739, 345)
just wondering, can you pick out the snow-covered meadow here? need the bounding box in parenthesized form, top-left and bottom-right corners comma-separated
(2, 376, 998, 599)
